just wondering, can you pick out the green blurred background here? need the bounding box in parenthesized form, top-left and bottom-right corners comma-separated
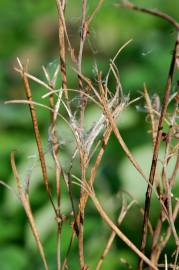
(1, 0, 179, 269)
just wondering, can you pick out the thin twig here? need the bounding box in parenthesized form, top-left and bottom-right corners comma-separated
(86, 0, 105, 26)
(117, 1, 179, 30)
(77, 3, 89, 265)
(44, 67, 63, 270)
(96, 196, 135, 270)
(56, 0, 68, 101)
(11, 152, 49, 270)
(78, 0, 87, 128)
(143, 84, 157, 146)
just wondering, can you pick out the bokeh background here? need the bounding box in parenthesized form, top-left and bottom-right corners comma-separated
(1, 0, 179, 269)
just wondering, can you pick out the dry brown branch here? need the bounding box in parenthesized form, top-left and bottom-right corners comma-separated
(11, 152, 49, 270)
(42, 88, 102, 108)
(77, 70, 148, 182)
(16, 59, 57, 215)
(117, 1, 179, 30)
(77, 3, 89, 264)
(99, 80, 147, 181)
(15, 67, 56, 92)
(159, 87, 179, 269)
(157, 264, 179, 269)
(61, 233, 75, 270)
(115, 5, 179, 268)
(6, 1, 179, 269)
(77, 123, 113, 269)
(169, 89, 179, 188)
(43, 67, 63, 270)
(78, 0, 88, 128)
(150, 201, 179, 267)
(96, 196, 136, 270)
(105, 39, 133, 88)
(56, 0, 69, 101)
(85, 184, 159, 270)
(143, 84, 157, 146)
(65, 125, 112, 269)
(138, 31, 179, 270)
(78, 70, 168, 211)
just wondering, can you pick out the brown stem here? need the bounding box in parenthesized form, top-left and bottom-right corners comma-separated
(150, 216, 163, 266)
(78, 152, 87, 269)
(143, 84, 158, 147)
(152, 201, 179, 266)
(61, 233, 75, 270)
(89, 188, 159, 270)
(56, 0, 68, 101)
(78, 0, 88, 127)
(11, 152, 49, 270)
(138, 33, 179, 270)
(77, 126, 112, 269)
(78, 0, 105, 126)
(118, 1, 179, 30)
(48, 82, 62, 270)
(20, 67, 57, 215)
(96, 197, 135, 270)
(169, 89, 179, 188)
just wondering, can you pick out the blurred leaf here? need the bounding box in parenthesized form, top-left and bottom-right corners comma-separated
(0, 246, 28, 270)
(0, 221, 21, 242)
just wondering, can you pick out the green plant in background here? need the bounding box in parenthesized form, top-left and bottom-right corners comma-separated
(1, 1, 179, 270)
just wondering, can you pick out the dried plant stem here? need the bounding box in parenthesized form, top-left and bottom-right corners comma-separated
(139, 33, 179, 270)
(163, 200, 179, 249)
(77, 3, 89, 261)
(118, 1, 179, 30)
(143, 84, 157, 146)
(89, 189, 159, 270)
(57, 225, 62, 270)
(56, 170, 62, 270)
(42, 63, 63, 270)
(78, 154, 87, 269)
(157, 264, 179, 269)
(49, 90, 62, 270)
(11, 152, 49, 270)
(79, 71, 149, 182)
(169, 153, 179, 188)
(78, 0, 87, 126)
(78, 0, 105, 126)
(15, 68, 55, 92)
(73, 126, 112, 269)
(61, 233, 75, 270)
(150, 215, 164, 266)
(17, 62, 57, 215)
(100, 85, 147, 181)
(56, 0, 68, 101)
(78, 206, 85, 269)
(96, 231, 116, 270)
(169, 89, 179, 188)
(160, 88, 179, 269)
(76, 126, 113, 268)
(80, 125, 112, 207)
(151, 201, 179, 266)
(96, 197, 135, 270)
(80, 71, 164, 201)
(86, 0, 105, 25)
(8, 1, 179, 269)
